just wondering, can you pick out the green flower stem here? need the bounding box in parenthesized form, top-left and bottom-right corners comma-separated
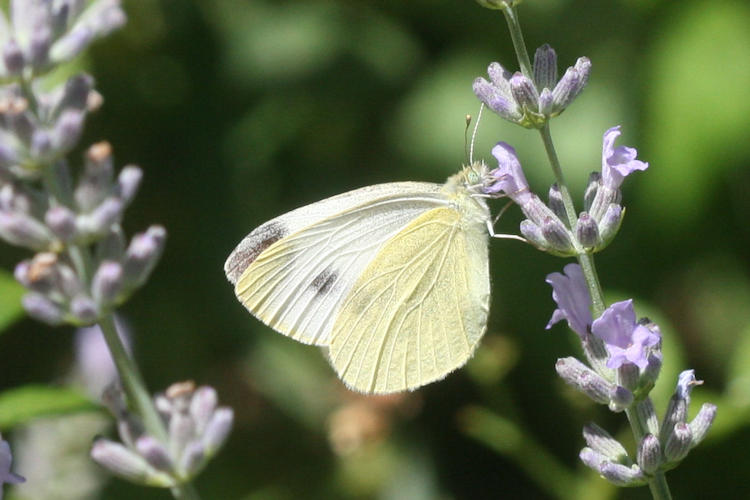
(500, 5, 673, 499)
(501, 6, 533, 78)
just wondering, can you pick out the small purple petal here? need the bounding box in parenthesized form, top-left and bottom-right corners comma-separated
(545, 263, 592, 337)
(486, 142, 532, 205)
(592, 299, 661, 370)
(601, 126, 648, 189)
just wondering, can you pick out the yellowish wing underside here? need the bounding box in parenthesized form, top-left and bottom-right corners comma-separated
(329, 206, 489, 394)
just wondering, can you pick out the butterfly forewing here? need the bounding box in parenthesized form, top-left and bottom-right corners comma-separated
(329, 204, 490, 393)
(228, 183, 452, 346)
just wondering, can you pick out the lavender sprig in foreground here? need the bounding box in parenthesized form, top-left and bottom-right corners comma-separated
(473, 1, 716, 498)
(0, 2, 231, 498)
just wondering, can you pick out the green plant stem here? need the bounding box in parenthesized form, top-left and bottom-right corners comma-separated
(500, 5, 673, 499)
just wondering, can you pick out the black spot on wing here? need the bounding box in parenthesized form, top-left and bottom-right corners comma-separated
(310, 268, 338, 295)
(225, 221, 288, 283)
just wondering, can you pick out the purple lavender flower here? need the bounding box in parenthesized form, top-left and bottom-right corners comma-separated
(0, 434, 25, 494)
(591, 299, 660, 370)
(545, 263, 592, 337)
(601, 126, 649, 190)
(485, 142, 532, 205)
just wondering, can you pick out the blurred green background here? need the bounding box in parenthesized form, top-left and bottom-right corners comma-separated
(2, 0, 750, 498)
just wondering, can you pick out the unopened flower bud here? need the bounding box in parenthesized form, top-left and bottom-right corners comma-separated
(533, 44, 557, 91)
(635, 398, 660, 436)
(190, 386, 218, 433)
(61, 74, 95, 110)
(3, 39, 25, 75)
(551, 57, 591, 112)
(71, 294, 99, 324)
(607, 385, 633, 412)
(53, 110, 85, 152)
(520, 219, 546, 249)
(576, 212, 599, 249)
(117, 166, 143, 205)
(45, 205, 77, 241)
(135, 436, 174, 473)
(0, 210, 53, 250)
(30, 26, 52, 67)
(22, 293, 64, 325)
(541, 216, 575, 254)
(547, 184, 566, 220)
(597, 204, 623, 246)
(31, 130, 53, 159)
(50, 26, 94, 62)
(664, 422, 692, 463)
(179, 440, 205, 476)
(583, 172, 600, 212)
(582, 423, 628, 463)
(123, 226, 166, 287)
(202, 407, 234, 454)
(637, 434, 661, 474)
(92, 261, 124, 306)
(556, 357, 614, 405)
(509, 72, 539, 113)
(689, 403, 717, 448)
(76, 142, 114, 210)
(599, 462, 646, 487)
(661, 370, 697, 439)
(79, 197, 124, 236)
(91, 439, 174, 487)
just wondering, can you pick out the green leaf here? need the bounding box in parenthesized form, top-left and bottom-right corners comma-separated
(0, 269, 25, 333)
(0, 385, 97, 429)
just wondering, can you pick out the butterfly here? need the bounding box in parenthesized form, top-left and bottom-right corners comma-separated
(225, 163, 499, 394)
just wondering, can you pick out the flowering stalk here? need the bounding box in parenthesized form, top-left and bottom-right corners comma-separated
(473, 2, 717, 499)
(0, 2, 232, 498)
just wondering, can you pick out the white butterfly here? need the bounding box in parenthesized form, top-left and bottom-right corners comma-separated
(225, 163, 504, 394)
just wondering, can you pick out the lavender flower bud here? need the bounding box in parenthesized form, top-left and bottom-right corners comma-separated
(70, 294, 99, 324)
(190, 386, 218, 433)
(616, 363, 640, 391)
(78, 197, 123, 236)
(179, 440, 205, 476)
(202, 407, 233, 454)
(640, 351, 662, 391)
(582, 423, 629, 463)
(689, 403, 717, 448)
(575, 212, 599, 249)
(91, 438, 174, 487)
(599, 462, 646, 487)
(3, 39, 25, 75)
(50, 26, 93, 62)
(0, 210, 53, 250)
(596, 204, 623, 247)
(551, 57, 591, 114)
(556, 357, 614, 405)
(45, 205, 77, 241)
(579, 447, 605, 470)
(607, 385, 633, 412)
(60, 74, 95, 111)
(547, 184, 566, 221)
(169, 411, 195, 460)
(541, 216, 575, 254)
(0, 140, 20, 169)
(533, 44, 557, 91)
(92, 260, 123, 306)
(122, 226, 166, 287)
(30, 26, 52, 68)
(538, 88, 553, 116)
(661, 370, 697, 439)
(53, 109, 85, 153)
(76, 141, 114, 211)
(116, 166, 143, 206)
(637, 434, 661, 475)
(635, 398, 660, 436)
(519, 219, 547, 249)
(22, 292, 64, 324)
(31, 130, 53, 159)
(583, 172, 600, 212)
(472, 77, 521, 123)
(509, 72, 539, 113)
(135, 436, 174, 473)
(663, 422, 692, 463)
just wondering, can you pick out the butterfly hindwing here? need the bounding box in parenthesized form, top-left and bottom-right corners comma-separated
(228, 183, 452, 346)
(329, 205, 490, 393)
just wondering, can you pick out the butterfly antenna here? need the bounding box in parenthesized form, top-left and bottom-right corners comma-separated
(469, 103, 484, 165)
(463, 114, 472, 164)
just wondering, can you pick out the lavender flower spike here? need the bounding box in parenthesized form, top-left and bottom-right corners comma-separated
(0, 434, 25, 493)
(545, 263, 592, 337)
(601, 126, 648, 190)
(591, 299, 660, 370)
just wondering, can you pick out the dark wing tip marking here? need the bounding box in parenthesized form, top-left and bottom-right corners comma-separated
(225, 221, 288, 284)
